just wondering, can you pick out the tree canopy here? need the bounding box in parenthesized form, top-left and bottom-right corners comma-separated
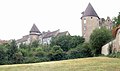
(90, 27, 112, 55)
(50, 35, 85, 51)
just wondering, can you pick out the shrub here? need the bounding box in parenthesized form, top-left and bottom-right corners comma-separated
(90, 27, 112, 56)
(67, 43, 93, 59)
(108, 52, 120, 58)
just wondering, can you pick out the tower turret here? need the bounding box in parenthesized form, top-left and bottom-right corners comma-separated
(81, 3, 100, 42)
(29, 24, 41, 42)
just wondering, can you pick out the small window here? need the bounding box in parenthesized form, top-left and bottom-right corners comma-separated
(91, 17, 93, 19)
(84, 18, 86, 20)
(83, 26, 86, 31)
(83, 18, 86, 24)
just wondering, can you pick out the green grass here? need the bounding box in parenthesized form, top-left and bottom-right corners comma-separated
(0, 57, 120, 71)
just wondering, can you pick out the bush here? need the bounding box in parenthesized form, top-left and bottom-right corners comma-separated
(108, 52, 120, 58)
(90, 27, 112, 56)
(67, 43, 93, 59)
(47, 45, 66, 61)
(50, 35, 84, 51)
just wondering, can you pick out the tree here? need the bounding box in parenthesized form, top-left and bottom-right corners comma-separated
(113, 12, 120, 27)
(50, 35, 71, 51)
(67, 43, 92, 59)
(48, 45, 65, 61)
(31, 40, 39, 48)
(90, 27, 112, 56)
(70, 36, 85, 49)
(50, 35, 84, 51)
(0, 45, 8, 64)
(7, 40, 18, 64)
(14, 51, 24, 64)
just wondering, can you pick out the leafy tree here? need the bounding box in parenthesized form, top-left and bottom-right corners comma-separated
(7, 40, 18, 64)
(19, 43, 28, 49)
(50, 35, 84, 51)
(67, 43, 92, 59)
(14, 51, 24, 64)
(70, 36, 85, 49)
(48, 45, 65, 61)
(113, 12, 120, 27)
(31, 40, 39, 48)
(90, 27, 112, 56)
(0, 45, 8, 64)
(50, 35, 71, 51)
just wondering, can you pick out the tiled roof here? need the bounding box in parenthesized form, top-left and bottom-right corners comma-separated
(30, 24, 41, 33)
(57, 31, 70, 37)
(17, 35, 29, 43)
(81, 3, 99, 19)
(42, 29, 60, 38)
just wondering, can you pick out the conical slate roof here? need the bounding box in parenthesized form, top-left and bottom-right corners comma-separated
(82, 3, 99, 19)
(30, 24, 41, 33)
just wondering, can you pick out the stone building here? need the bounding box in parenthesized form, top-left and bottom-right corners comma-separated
(100, 17, 113, 30)
(17, 24, 70, 45)
(81, 3, 100, 42)
(81, 3, 113, 42)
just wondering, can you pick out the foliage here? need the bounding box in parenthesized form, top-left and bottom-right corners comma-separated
(0, 36, 88, 65)
(90, 27, 112, 56)
(108, 51, 120, 58)
(0, 45, 7, 64)
(67, 43, 93, 59)
(7, 40, 19, 64)
(48, 45, 66, 61)
(31, 40, 39, 48)
(50, 35, 84, 51)
(113, 12, 120, 28)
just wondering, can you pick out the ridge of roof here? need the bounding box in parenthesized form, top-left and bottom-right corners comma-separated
(17, 35, 29, 43)
(57, 31, 69, 36)
(42, 29, 60, 38)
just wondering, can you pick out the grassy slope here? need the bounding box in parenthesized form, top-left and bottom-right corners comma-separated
(0, 57, 120, 71)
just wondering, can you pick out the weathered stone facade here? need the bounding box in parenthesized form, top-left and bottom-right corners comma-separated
(81, 3, 99, 42)
(100, 17, 113, 30)
(81, 17, 99, 42)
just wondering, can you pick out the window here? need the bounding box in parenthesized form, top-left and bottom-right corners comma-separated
(91, 17, 93, 19)
(83, 18, 86, 24)
(83, 26, 86, 31)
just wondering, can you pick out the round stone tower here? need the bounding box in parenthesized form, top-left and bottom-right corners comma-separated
(29, 24, 41, 43)
(81, 3, 100, 42)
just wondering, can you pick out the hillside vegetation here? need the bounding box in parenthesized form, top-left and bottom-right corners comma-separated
(0, 57, 120, 71)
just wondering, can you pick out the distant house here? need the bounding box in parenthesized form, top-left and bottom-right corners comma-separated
(17, 24, 70, 45)
(42, 30, 70, 44)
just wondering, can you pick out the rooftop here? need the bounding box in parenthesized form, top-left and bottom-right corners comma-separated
(81, 3, 99, 19)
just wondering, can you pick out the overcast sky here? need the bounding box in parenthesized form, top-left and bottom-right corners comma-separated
(0, 0, 120, 40)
